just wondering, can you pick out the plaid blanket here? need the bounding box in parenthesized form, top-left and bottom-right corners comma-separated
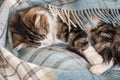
(0, 0, 120, 80)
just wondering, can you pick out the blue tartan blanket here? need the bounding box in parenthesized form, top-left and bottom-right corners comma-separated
(0, 0, 120, 80)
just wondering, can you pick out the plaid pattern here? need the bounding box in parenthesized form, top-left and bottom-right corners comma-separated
(0, 0, 120, 80)
(0, 45, 106, 80)
(0, 46, 56, 80)
(20, 46, 89, 70)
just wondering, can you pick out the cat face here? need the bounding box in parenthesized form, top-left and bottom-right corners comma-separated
(9, 7, 50, 49)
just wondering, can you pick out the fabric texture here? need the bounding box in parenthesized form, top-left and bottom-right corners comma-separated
(0, 0, 120, 80)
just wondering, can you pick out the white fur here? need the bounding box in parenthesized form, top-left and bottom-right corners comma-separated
(83, 46, 103, 65)
(90, 64, 107, 75)
(83, 18, 103, 65)
(34, 13, 112, 75)
(35, 10, 65, 48)
(15, 43, 28, 50)
(90, 60, 113, 75)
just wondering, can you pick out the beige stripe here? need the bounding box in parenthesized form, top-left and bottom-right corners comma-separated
(0, 56, 9, 68)
(22, 63, 40, 80)
(6, 55, 14, 61)
(23, 67, 40, 80)
(0, 61, 8, 68)
(40, 71, 56, 80)
(0, 59, 7, 79)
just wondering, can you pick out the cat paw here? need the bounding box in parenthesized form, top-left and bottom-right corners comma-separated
(90, 64, 106, 75)
(83, 46, 103, 65)
(88, 54, 103, 65)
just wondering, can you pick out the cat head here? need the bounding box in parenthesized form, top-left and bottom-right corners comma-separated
(9, 7, 51, 49)
(22, 7, 50, 36)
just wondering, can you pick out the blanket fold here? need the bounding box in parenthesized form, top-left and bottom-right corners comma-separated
(0, 0, 120, 80)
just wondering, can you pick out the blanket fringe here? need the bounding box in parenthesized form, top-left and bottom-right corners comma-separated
(48, 5, 120, 30)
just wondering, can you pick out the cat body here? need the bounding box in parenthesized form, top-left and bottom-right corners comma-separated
(9, 6, 91, 53)
(9, 6, 120, 75)
(87, 22, 120, 75)
(8, 6, 105, 75)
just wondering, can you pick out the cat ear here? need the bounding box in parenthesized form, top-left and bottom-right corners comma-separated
(34, 10, 50, 28)
(22, 8, 37, 28)
(34, 11, 49, 35)
(35, 13, 41, 28)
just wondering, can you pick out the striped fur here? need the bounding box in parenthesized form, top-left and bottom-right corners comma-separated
(90, 22, 120, 66)
(9, 6, 120, 75)
(9, 6, 89, 53)
(88, 22, 120, 75)
(9, 7, 50, 48)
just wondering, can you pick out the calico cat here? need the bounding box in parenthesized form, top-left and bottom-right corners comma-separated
(8, 6, 104, 75)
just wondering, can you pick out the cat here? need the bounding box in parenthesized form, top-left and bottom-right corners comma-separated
(89, 22, 120, 75)
(55, 19, 120, 75)
(8, 6, 105, 75)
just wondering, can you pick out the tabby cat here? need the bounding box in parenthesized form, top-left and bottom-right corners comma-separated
(89, 22, 120, 75)
(9, 6, 120, 75)
(9, 6, 98, 58)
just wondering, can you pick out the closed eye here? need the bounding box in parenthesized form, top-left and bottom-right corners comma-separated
(81, 41, 88, 45)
